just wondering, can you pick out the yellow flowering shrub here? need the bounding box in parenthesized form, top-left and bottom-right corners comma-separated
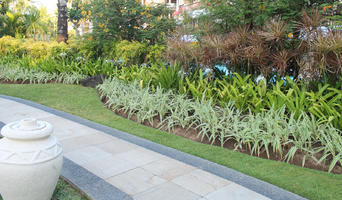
(0, 36, 70, 59)
(0, 36, 24, 56)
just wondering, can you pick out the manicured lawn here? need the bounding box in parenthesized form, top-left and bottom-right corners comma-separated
(1, 83, 341, 200)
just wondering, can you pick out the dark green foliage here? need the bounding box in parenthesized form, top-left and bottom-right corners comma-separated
(200, 0, 338, 32)
(89, 0, 176, 44)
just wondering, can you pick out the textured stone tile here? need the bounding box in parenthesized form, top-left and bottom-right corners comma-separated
(133, 182, 200, 200)
(172, 169, 231, 196)
(62, 158, 133, 200)
(42, 115, 109, 139)
(141, 158, 195, 180)
(115, 148, 161, 166)
(205, 183, 271, 200)
(60, 133, 113, 153)
(0, 105, 53, 123)
(64, 146, 112, 165)
(107, 168, 167, 195)
(96, 139, 139, 155)
(0, 98, 15, 106)
(83, 154, 138, 179)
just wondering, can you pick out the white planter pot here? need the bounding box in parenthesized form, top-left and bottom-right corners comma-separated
(0, 118, 63, 200)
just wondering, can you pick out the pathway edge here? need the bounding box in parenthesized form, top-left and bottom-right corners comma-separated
(0, 94, 307, 200)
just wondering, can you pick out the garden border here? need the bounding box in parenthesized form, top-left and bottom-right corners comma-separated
(0, 94, 307, 200)
(61, 158, 132, 200)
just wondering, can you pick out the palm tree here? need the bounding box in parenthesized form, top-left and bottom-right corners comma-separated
(57, 0, 68, 43)
(1, 11, 25, 37)
(24, 7, 47, 40)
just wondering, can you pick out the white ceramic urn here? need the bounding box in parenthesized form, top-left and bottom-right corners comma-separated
(0, 118, 63, 200)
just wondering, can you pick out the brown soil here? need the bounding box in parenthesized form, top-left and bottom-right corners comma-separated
(100, 95, 342, 174)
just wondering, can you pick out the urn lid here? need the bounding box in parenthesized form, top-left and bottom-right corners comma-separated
(1, 118, 53, 140)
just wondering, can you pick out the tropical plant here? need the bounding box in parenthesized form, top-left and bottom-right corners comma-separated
(97, 77, 342, 172)
(0, 65, 87, 84)
(24, 7, 48, 40)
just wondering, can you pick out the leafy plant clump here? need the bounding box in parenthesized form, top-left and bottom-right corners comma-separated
(97, 77, 342, 173)
(0, 66, 87, 84)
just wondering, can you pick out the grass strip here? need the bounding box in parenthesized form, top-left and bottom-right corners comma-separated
(0, 83, 341, 200)
(53, 179, 89, 200)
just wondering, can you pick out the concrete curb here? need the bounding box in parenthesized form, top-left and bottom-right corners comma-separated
(61, 158, 132, 200)
(0, 95, 307, 200)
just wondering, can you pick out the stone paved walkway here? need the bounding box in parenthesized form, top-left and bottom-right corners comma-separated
(0, 96, 306, 200)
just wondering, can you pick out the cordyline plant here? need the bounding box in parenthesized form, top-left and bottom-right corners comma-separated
(166, 9, 342, 83)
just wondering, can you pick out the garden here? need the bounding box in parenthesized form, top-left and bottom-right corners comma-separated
(1, 0, 342, 199)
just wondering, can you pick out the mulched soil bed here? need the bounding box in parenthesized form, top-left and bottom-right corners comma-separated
(100, 96, 342, 174)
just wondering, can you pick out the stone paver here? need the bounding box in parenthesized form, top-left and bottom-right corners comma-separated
(107, 168, 167, 195)
(83, 154, 138, 179)
(60, 132, 113, 153)
(141, 158, 196, 180)
(205, 184, 270, 200)
(133, 182, 200, 200)
(0, 97, 278, 200)
(171, 169, 232, 196)
(96, 139, 139, 155)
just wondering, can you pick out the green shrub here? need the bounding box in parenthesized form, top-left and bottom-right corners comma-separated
(89, 0, 175, 44)
(115, 40, 148, 65)
(146, 44, 166, 64)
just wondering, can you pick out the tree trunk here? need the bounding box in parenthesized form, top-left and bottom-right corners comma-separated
(57, 0, 68, 43)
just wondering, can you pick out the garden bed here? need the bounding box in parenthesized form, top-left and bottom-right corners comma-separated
(101, 95, 342, 174)
(1, 76, 341, 174)
(97, 77, 342, 174)
(1, 83, 341, 200)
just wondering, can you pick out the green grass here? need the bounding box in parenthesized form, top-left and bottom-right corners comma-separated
(0, 83, 341, 200)
(53, 179, 89, 200)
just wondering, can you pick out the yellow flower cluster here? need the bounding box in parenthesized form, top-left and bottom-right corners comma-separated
(258, 5, 266, 11)
(0, 36, 68, 59)
(99, 23, 105, 28)
(288, 33, 294, 39)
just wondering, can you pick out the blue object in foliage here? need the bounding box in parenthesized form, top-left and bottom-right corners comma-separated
(269, 75, 294, 85)
(214, 64, 233, 77)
